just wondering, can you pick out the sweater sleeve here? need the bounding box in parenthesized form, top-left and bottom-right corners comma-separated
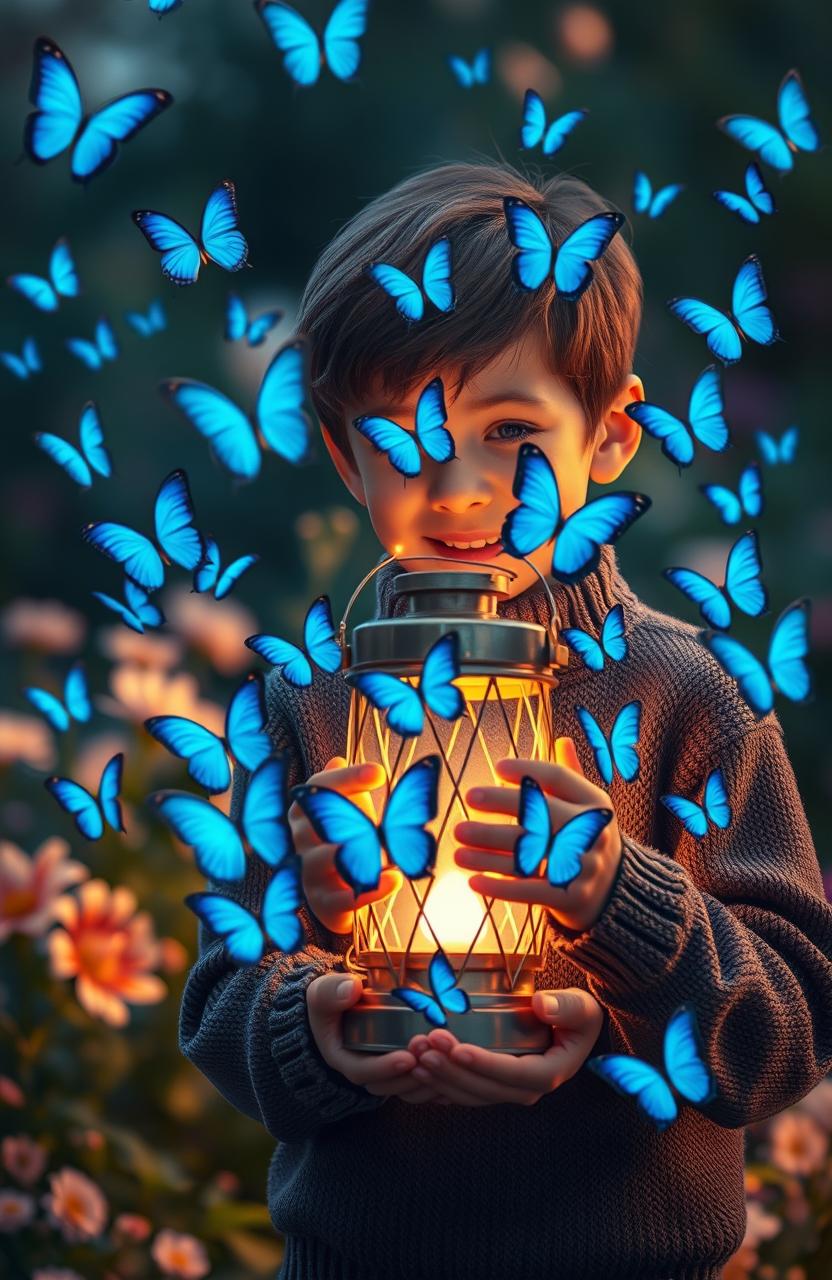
(550, 718, 832, 1128)
(178, 706, 388, 1144)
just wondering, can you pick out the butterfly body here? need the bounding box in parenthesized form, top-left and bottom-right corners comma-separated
(632, 171, 684, 219)
(561, 604, 627, 672)
(8, 238, 79, 312)
(45, 752, 124, 840)
(447, 49, 490, 88)
(702, 598, 811, 717)
(186, 859, 304, 962)
(663, 530, 768, 631)
(667, 255, 779, 365)
(756, 426, 798, 466)
(125, 299, 166, 337)
(193, 536, 258, 600)
(519, 90, 587, 156)
(92, 579, 165, 633)
(65, 317, 119, 371)
(0, 338, 41, 380)
(700, 462, 764, 526)
(225, 293, 283, 346)
(35, 401, 112, 489)
(514, 777, 613, 887)
(713, 163, 776, 225)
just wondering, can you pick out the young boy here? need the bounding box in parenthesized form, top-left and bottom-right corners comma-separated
(178, 162, 832, 1280)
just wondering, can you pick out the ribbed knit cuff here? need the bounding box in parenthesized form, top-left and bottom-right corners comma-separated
(549, 835, 691, 996)
(268, 958, 388, 1129)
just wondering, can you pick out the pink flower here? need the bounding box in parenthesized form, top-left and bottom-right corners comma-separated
(151, 1228, 211, 1277)
(32, 1270, 86, 1280)
(496, 42, 561, 102)
(797, 1077, 832, 1131)
(2, 1134, 48, 1185)
(164, 588, 256, 676)
(0, 837, 88, 943)
(0, 1075, 25, 1107)
(98, 627, 183, 670)
(113, 1211, 152, 1242)
(768, 1108, 829, 1176)
(0, 1189, 35, 1232)
(1, 599, 86, 653)
(41, 1166, 108, 1242)
(742, 1197, 782, 1248)
(556, 5, 614, 64)
(0, 711, 56, 771)
(98, 664, 224, 734)
(47, 880, 167, 1028)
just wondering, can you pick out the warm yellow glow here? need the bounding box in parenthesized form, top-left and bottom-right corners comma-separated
(416, 869, 485, 950)
(393, 544, 404, 554)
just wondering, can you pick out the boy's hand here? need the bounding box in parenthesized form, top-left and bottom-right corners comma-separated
(288, 756, 402, 935)
(406, 988, 604, 1106)
(454, 737, 623, 934)
(307, 973, 443, 1104)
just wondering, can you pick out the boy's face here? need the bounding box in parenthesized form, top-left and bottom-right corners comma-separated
(325, 333, 643, 599)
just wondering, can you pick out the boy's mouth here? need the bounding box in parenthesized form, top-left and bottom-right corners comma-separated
(423, 534, 504, 563)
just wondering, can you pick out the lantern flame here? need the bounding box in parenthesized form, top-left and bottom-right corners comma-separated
(416, 868, 485, 951)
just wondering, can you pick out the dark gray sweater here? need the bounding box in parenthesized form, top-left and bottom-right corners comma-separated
(179, 546, 832, 1280)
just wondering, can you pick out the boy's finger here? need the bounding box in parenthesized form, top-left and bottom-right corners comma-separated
(555, 737, 586, 777)
(455, 796, 585, 852)
(495, 757, 606, 804)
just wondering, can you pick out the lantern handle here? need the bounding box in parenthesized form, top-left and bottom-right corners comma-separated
(337, 553, 564, 660)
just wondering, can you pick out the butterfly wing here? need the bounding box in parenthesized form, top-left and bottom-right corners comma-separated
(391, 986, 447, 1027)
(663, 1004, 717, 1106)
(82, 522, 165, 592)
(731, 256, 778, 347)
(414, 378, 455, 464)
(366, 263, 424, 321)
(381, 756, 439, 879)
(200, 181, 248, 272)
(560, 628, 605, 672)
(648, 184, 684, 219)
(34, 432, 92, 487)
(777, 69, 819, 153)
(610, 700, 641, 783)
(548, 808, 613, 888)
(185, 892, 264, 965)
(666, 297, 742, 364)
(71, 90, 172, 183)
(224, 292, 248, 342)
(24, 687, 70, 733)
(22, 338, 41, 373)
(699, 483, 741, 526)
(421, 237, 455, 313)
(354, 672, 424, 737)
(519, 89, 547, 149)
(660, 793, 709, 839)
(745, 163, 775, 216)
(703, 768, 731, 831)
(246, 310, 283, 346)
(712, 188, 760, 225)
(44, 776, 103, 840)
(779, 426, 799, 462)
(64, 662, 91, 724)
(428, 948, 470, 1016)
(7, 273, 58, 312)
(767, 599, 811, 704)
(663, 567, 730, 631)
(632, 170, 652, 214)
(78, 402, 112, 478)
(541, 109, 587, 156)
(553, 212, 624, 302)
(255, 0, 322, 86)
(624, 402, 694, 467)
(420, 633, 463, 721)
(162, 379, 260, 481)
(514, 776, 553, 877)
(717, 114, 794, 173)
(255, 340, 312, 464)
(501, 443, 560, 557)
(738, 463, 764, 518)
(97, 753, 125, 832)
(574, 706, 613, 787)
(225, 675, 271, 774)
(145, 715, 229, 794)
(65, 337, 102, 370)
(193, 535, 220, 594)
(725, 530, 767, 619)
(292, 784, 381, 894)
(215, 554, 258, 601)
(701, 632, 773, 716)
(151, 791, 246, 881)
(242, 757, 293, 867)
(24, 38, 83, 164)
(353, 416, 422, 477)
(133, 210, 202, 285)
(261, 861, 304, 951)
(304, 595, 341, 674)
(154, 469, 203, 571)
(587, 1055, 678, 1130)
(245, 634, 312, 687)
(503, 198, 553, 292)
(553, 492, 650, 585)
(600, 603, 628, 663)
(687, 366, 729, 452)
(125, 578, 165, 628)
(93, 317, 118, 363)
(322, 0, 368, 80)
(448, 57, 475, 88)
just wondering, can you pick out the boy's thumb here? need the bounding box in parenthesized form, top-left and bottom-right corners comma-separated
(532, 989, 591, 1025)
(314, 973, 363, 1013)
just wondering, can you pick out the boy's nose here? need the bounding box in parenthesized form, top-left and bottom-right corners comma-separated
(427, 463, 493, 514)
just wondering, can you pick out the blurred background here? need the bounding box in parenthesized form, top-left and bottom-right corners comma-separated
(0, 0, 829, 1277)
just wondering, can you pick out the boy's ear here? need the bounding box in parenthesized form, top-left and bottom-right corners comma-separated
(320, 423, 368, 508)
(588, 373, 644, 484)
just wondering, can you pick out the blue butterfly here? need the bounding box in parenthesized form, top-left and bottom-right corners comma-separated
(667, 255, 779, 365)
(519, 90, 587, 156)
(514, 777, 613, 887)
(501, 444, 651, 586)
(663, 530, 768, 631)
(23, 37, 173, 183)
(185, 862, 304, 964)
(160, 338, 312, 480)
(351, 633, 463, 737)
(151, 756, 293, 882)
(561, 604, 628, 672)
(588, 1004, 717, 1131)
(82, 468, 204, 593)
(713, 163, 776, 225)
(65, 316, 119, 371)
(45, 752, 124, 841)
(145, 673, 271, 794)
(34, 402, 112, 489)
(0, 338, 41, 380)
(148, 0, 184, 15)
(24, 662, 91, 733)
(661, 768, 731, 840)
(625, 367, 730, 470)
(246, 595, 341, 687)
(700, 462, 764, 526)
(391, 947, 471, 1029)
(133, 181, 248, 286)
(92, 579, 165, 633)
(367, 238, 454, 323)
(353, 377, 456, 477)
(503, 198, 624, 302)
(125, 299, 166, 337)
(717, 69, 819, 174)
(632, 172, 684, 219)
(193, 536, 258, 600)
(225, 293, 283, 347)
(292, 755, 439, 895)
(756, 426, 798, 466)
(447, 48, 490, 88)
(574, 701, 641, 787)
(7, 238, 79, 312)
(702, 598, 811, 718)
(255, 0, 369, 87)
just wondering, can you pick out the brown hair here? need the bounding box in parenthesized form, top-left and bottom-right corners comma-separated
(295, 160, 642, 464)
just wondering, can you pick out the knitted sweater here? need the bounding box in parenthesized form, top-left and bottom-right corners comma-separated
(179, 546, 832, 1280)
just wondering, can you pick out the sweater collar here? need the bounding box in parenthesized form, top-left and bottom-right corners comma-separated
(373, 544, 639, 635)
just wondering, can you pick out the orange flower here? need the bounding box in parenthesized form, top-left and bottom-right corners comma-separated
(98, 664, 224, 734)
(151, 1228, 211, 1278)
(2, 1134, 48, 1186)
(47, 880, 167, 1028)
(0, 1189, 35, 1232)
(1, 599, 86, 653)
(98, 626, 183, 670)
(0, 837, 88, 943)
(0, 711, 56, 771)
(768, 1108, 829, 1176)
(164, 587, 256, 676)
(113, 1211, 152, 1242)
(41, 1166, 108, 1242)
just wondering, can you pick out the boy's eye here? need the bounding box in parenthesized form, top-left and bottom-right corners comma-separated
(488, 421, 541, 442)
